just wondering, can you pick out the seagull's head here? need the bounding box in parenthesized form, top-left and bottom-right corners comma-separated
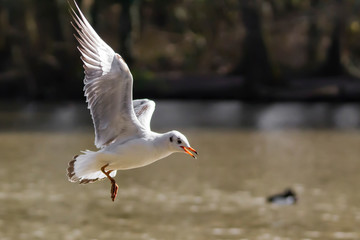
(167, 131, 198, 159)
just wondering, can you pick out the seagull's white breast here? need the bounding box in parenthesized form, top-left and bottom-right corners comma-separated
(98, 137, 171, 170)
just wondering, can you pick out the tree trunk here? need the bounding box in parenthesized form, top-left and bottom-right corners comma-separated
(306, 0, 320, 72)
(320, 0, 344, 76)
(36, 0, 64, 42)
(321, 19, 343, 75)
(119, 0, 134, 66)
(237, 0, 276, 95)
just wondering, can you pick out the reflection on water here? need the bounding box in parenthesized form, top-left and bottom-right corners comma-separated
(0, 101, 360, 239)
(2, 101, 360, 131)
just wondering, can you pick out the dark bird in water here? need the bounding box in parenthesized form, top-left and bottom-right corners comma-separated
(267, 188, 297, 205)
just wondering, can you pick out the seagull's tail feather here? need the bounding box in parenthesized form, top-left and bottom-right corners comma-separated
(67, 150, 116, 184)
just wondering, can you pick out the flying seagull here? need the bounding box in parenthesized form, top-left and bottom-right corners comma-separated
(67, 1, 197, 201)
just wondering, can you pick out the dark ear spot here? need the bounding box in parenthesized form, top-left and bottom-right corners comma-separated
(169, 136, 173, 142)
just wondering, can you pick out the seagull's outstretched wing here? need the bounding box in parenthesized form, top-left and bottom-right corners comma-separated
(70, 1, 144, 148)
(133, 99, 156, 131)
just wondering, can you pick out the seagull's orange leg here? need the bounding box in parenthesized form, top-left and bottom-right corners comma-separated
(101, 164, 118, 202)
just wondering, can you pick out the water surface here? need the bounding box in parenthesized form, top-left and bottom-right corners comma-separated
(0, 101, 359, 239)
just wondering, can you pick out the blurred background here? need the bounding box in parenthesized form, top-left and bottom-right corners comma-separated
(3, 0, 360, 100)
(1, 0, 360, 239)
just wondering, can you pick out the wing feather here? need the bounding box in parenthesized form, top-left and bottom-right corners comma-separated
(133, 99, 156, 131)
(70, 0, 144, 148)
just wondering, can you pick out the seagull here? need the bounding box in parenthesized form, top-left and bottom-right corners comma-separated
(67, 1, 197, 201)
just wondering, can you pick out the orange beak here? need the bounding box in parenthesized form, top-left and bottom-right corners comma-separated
(181, 146, 198, 159)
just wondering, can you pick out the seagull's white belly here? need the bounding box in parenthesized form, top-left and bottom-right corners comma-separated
(98, 139, 171, 170)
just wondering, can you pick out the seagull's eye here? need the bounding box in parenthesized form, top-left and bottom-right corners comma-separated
(169, 136, 173, 142)
(177, 139, 182, 144)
